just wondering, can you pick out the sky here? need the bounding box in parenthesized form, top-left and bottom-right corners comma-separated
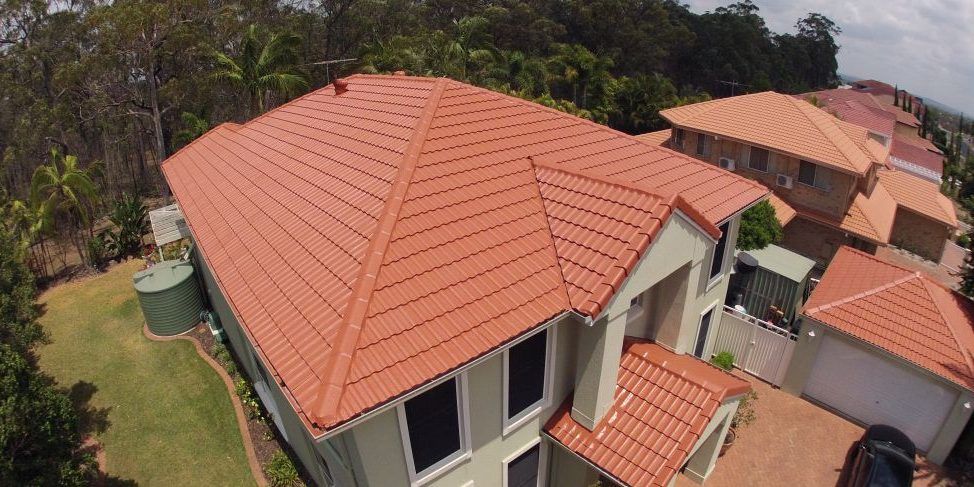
(685, 0, 974, 114)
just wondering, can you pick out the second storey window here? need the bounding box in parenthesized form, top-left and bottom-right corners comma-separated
(746, 147, 770, 172)
(504, 328, 552, 433)
(696, 133, 710, 156)
(709, 221, 731, 281)
(798, 160, 831, 190)
(673, 128, 685, 148)
(399, 376, 470, 483)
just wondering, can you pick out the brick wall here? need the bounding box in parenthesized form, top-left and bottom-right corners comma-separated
(780, 217, 865, 266)
(677, 128, 857, 218)
(890, 208, 952, 262)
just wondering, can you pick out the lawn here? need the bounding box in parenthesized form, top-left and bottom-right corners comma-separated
(37, 259, 256, 486)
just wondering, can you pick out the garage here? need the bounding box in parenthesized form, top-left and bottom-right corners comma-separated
(781, 247, 974, 464)
(803, 335, 957, 451)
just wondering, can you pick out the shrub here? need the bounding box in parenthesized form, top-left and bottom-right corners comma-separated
(86, 233, 109, 269)
(710, 351, 735, 371)
(107, 193, 149, 259)
(958, 233, 971, 249)
(737, 200, 783, 251)
(265, 451, 299, 487)
(732, 390, 758, 429)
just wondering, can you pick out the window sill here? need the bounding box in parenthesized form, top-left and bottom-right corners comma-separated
(705, 274, 724, 293)
(797, 181, 832, 193)
(502, 402, 545, 437)
(410, 450, 472, 487)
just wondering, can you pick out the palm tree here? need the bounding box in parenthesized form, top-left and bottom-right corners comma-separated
(30, 149, 100, 268)
(446, 16, 493, 80)
(213, 24, 309, 117)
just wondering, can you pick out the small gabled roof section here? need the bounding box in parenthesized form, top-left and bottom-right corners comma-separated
(889, 139, 944, 177)
(163, 74, 767, 435)
(635, 129, 671, 146)
(803, 247, 974, 391)
(545, 340, 750, 487)
(792, 182, 896, 245)
(877, 169, 957, 227)
(660, 92, 878, 176)
(767, 193, 797, 226)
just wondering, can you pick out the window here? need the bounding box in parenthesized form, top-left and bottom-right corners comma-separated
(504, 442, 543, 487)
(798, 160, 831, 190)
(696, 133, 710, 156)
(504, 328, 552, 433)
(673, 128, 685, 148)
(398, 376, 470, 484)
(694, 306, 715, 358)
(709, 221, 731, 280)
(746, 147, 770, 172)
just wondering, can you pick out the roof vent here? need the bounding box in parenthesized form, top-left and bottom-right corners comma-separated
(393, 70, 406, 76)
(333, 78, 349, 95)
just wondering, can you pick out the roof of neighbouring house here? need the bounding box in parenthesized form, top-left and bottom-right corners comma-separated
(792, 181, 897, 245)
(768, 192, 797, 226)
(803, 247, 974, 391)
(660, 92, 883, 176)
(545, 340, 751, 487)
(635, 128, 671, 146)
(803, 88, 887, 110)
(161, 74, 768, 435)
(877, 169, 957, 227)
(889, 138, 944, 177)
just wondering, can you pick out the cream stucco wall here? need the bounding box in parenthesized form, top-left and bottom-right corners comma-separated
(345, 316, 579, 487)
(333, 207, 748, 487)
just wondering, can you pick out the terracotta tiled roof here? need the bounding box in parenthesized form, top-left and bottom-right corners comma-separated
(803, 247, 974, 390)
(162, 74, 767, 434)
(635, 129, 671, 146)
(896, 131, 942, 154)
(877, 169, 957, 227)
(889, 138, 944, 178)
(802, 88, 886, 111)
(883, 104, 922, 127)
(545, 340, 750, 487)
(851, 80, 897, 97)
(768, 192, 797, 226)
(792, 182, 896, 245)
(661, 92, 876, 175)
(831, 101, 896, 137)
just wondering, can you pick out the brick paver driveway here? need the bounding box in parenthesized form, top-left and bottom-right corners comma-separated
(675, 371, 953, 487)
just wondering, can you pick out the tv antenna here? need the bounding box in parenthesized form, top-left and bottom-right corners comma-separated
(303, 58, 358, 82)
(717, 80, 751, 96)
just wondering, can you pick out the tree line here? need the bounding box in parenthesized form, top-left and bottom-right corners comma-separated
(1, 0, 841, 198)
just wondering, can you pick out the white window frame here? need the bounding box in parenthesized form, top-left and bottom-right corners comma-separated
(706, 220, 732, 290)
(502, 325, 557, 436)
(397, 373, 472, 486)
(694, 301, 720, 359)
(501, 437, 549, 487)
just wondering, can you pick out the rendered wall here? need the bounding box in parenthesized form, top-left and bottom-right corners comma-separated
(346, 317, 579, 487)
(193, 246, 339, 486)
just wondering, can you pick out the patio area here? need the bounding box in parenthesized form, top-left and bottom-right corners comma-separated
(675, 371, 954, 487)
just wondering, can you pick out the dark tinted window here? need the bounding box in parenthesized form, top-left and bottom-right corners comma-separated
(508, 330, 548, 419)
(696, 133, 709, 156)
(694, 308, 713, 358)
(404, 379, 461, 473)
(709, 222, 730, 279)
(798, 160, 817, 186)
(748, 147, 769, 171)
(507, 443, 540, 487)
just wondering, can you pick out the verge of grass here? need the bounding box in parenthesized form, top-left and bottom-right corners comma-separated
(37, 259, 256, 486)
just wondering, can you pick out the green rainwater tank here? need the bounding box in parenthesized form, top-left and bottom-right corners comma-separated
(133, 259, 205, 336)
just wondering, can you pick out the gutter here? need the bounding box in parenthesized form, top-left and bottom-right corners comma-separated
(315, 310, 582, 440)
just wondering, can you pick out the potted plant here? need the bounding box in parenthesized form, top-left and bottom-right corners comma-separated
(721, 389, 758, 456)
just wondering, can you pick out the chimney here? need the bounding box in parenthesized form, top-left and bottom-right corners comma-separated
(333, 78, 349, 95)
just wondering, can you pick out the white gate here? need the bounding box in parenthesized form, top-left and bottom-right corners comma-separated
(713, 306, 797, 386)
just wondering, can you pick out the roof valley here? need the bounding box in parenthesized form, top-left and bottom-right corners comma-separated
(309, 78, 449, 426)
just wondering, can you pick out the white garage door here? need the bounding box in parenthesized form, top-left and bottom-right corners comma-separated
(804, 335, 957, 451)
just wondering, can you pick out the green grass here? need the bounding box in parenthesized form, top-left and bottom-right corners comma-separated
(37, 260, 256, 486)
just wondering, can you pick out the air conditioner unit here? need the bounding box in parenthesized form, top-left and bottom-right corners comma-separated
(776, 174, 794, 189)
(718, 157, 736, 170)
